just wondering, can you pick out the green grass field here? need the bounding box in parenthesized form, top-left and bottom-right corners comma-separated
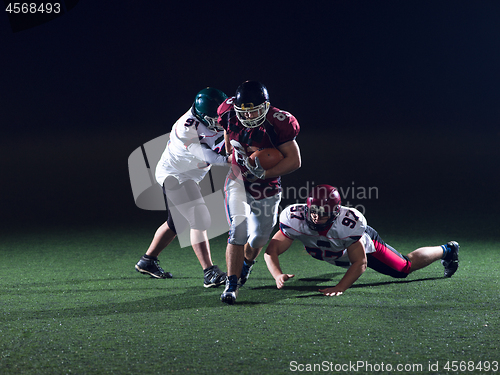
(1, 222, 499, 375)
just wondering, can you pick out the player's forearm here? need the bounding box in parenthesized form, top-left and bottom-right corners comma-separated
(264, 155, 301, 180)
(265, 140, 301, 179)
(224, 131, 232, 155)
(264, 252, 284, 280)
(188, 143, 228, 166)
(201, 146, 228, 165)
(335, 261, 367, 291)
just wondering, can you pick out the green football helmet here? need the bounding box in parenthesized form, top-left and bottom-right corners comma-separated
(193, 87, 228, 131)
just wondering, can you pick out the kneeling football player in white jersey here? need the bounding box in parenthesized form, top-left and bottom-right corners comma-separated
(264, 184, 459, 296)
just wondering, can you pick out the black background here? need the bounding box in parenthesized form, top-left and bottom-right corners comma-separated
(1, 1, 499, 239)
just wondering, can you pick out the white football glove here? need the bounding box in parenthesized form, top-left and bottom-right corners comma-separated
(230, 139, 249, 166)
(244, 156, 266, 180)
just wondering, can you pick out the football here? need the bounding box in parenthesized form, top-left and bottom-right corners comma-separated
(249, 148, 284, 170)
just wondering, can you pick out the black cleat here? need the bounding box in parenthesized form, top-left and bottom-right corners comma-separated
(238, 259, 255, 287)
(203, 265, 227, 288)
(441, 241, 459, 278)
(135, 256, 172, 279)
(220, 275, 239, 305)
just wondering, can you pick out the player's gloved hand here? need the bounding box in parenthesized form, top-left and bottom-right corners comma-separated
(244, 172, 258, 182)
(244, 156, 266, 180)
(230, 140, 249, 166)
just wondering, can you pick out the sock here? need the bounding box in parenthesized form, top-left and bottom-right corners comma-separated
(440, 244, 450, 259)
(143, 254, 157, 261)
(228, 275, 238, 285)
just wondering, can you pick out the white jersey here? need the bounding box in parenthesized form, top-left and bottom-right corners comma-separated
(156, 108, 226, 185)
(279, 204, 376, 267)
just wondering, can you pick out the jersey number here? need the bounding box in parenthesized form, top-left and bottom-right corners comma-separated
(273, 110, 292, 122)
(185, 118, 200, 128)
(341, 210, 359, 228)
(290, 205, 305, 220)
(306, 246, 344, 261)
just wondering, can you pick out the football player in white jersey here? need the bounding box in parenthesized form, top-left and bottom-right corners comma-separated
(135, 87, 231, 288)
(264, 184, 459, 296)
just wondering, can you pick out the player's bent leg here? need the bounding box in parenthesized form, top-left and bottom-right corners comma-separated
(191, 230, 213, 269)
(163, 178, 194, 236)
(226, 243, 245, 278)
(191, 203, 212, 231)
(166, 178, 209, 229)
(406, 241, 459, 277)
(221, 245, 243, 304)
(240, 243, 259, 287)
(244, 242, 262, 262)
(241, 192, 281, 286)
(147, 221, 177, 257)
(222, 210, 247, 302)
(366, 253, 410, 279)
(365, 226, 411, 278)
(135, 221, 176, 279)
(223, 177, 250, 303)
(247, 193, 281, 248)
(189, 229, 227, 288)
(406, 246, 443, 272)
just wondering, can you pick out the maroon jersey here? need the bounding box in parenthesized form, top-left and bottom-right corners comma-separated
(218, 97, 300, 199)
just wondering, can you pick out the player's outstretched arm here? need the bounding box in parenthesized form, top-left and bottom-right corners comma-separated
(319, 240, 367, 296)
(264, 231, 295, 289)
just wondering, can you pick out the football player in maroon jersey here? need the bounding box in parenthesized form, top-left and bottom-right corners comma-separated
(218, 81, 301, 304)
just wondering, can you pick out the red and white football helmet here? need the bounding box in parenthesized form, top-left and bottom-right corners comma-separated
(305, 184, 342, 231)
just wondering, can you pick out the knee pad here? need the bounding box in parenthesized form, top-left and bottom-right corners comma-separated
(163, 176, 181, 191)
(248, 234, 271, 249)
(190, 204, 211, 231)
(248, 219, 274, 249)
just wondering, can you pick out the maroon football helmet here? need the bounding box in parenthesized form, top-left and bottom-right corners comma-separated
(305, 184, 342, 231)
